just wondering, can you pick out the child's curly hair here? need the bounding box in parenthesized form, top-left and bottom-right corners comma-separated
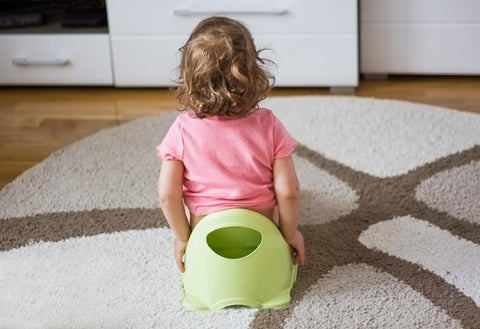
(175, 16, 274, 118)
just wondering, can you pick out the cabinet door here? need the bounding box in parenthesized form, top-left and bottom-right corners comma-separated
(0, 35, 113, 85)
(361, 24, 480, 74)
(111, 35, 358, 87)
(111, 36, 182, 86)
(258, 36, 358, 87)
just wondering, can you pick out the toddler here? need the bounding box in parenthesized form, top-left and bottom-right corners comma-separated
(157, 16, 305, 272)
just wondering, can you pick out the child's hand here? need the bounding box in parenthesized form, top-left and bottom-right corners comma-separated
(174, 238, 188, 272)
(285, 230, 306, 266)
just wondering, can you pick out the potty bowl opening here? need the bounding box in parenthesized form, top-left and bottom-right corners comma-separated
(206, 227, 262, 259)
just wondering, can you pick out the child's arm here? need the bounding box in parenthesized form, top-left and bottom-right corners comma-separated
(158, 160, 190, 272)
(273, 156, 305, 265)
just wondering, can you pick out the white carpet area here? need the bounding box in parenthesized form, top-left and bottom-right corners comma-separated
(1, 96, 479, 329)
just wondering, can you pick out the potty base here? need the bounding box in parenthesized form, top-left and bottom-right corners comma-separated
(182, 209, 297, 311)
(183, 292, 293, 311)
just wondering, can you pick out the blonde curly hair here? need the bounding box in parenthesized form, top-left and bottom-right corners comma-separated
(175, 16, 274, 118)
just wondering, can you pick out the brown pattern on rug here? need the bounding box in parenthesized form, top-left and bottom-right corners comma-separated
(0, 209, 168, 252)
(250, 144, 480, 329)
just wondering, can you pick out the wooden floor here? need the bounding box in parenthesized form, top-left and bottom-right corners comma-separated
(1, 75, 479, 189)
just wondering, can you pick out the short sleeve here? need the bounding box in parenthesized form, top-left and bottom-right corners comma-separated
(156, 116, 184, 161)
(272, 113, 298, 159)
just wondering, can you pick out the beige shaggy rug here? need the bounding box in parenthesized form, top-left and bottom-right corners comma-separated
(1, 96, 480, 329)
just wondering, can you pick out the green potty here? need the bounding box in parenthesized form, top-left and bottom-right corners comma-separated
(182, 208, 297, 311)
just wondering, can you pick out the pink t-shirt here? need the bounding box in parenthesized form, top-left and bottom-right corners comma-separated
(156, 108, 297, 216)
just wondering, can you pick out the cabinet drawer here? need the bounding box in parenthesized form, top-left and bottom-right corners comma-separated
(112, 35, 358, 87)
(0, 35, 113, 85)
(107, 0, 357, 36)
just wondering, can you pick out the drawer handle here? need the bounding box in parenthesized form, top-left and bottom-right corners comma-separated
(173, 8, 288, 16)
(12, 56, 70, 66)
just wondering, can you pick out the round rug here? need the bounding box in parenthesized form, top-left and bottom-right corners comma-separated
(1, 96, 479, 329)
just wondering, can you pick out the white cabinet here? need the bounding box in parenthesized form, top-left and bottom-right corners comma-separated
(361, 0, 480, 75)
(107, 0, 358, 87)
(0, 34, 113, 85)
(0, 1, 358, 87)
